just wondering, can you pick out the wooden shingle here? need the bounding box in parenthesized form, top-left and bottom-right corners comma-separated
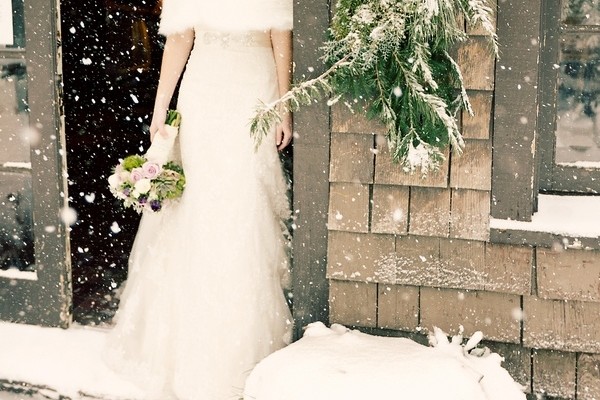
(449, 189, 490, 241)
(532, 349, 576, 399)
(409, 187, 451, 237)
(329, 280, 378, 328)
(330, 132, 374, 183)
(462, 91, 493, 140)
(394, 236, 488, 290)
(394, 235, 441, 286)
(327, 231, 396, 284)
(523, 296, 600, 353)
(377, 284, 420, 332)
(456, 36, 496, 90)
(537, 247, 600, 302)
(484, 243, 532, 295)
(331, 100, 386, 135)
(578, 353, 600, 400)
(371, 184, 410, 235)
(438, 238, 487, 290)
(420, 287, 521, 343)
(374, 138, 449, 188)
(328, 182, 370, 233)
(450, 139, 492, 190)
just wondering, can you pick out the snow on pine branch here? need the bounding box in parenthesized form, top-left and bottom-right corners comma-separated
(250, 0, 498, 173)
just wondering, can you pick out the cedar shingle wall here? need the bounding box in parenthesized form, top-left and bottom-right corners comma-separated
(324, 13, 600, 399)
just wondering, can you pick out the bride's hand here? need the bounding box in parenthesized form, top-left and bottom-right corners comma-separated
(149, 108, 168, 142)
(276, 112, 292, 151)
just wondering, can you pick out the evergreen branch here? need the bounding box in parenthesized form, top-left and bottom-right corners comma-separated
(250, 54, 351, 148)
(443, 50, 473, 116)
(460, 0, 499, 55)
(250, 0, 497, 173)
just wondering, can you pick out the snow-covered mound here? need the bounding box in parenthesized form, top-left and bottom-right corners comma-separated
(244, 322, 526, 400)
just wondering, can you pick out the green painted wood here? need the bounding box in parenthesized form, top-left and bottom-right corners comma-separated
(537, 0, 561, 193)
(0, 0, 71, 327)
(491, 0, 542, 221)
(538, 0, 600, 194)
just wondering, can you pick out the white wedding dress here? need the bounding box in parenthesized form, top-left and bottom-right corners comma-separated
(104, 1, 293, 399)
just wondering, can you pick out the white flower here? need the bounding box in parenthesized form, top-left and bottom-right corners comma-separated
(107, 173, 121, 188)
(134, 178, 152, 194)
(119, 170, 131, 183)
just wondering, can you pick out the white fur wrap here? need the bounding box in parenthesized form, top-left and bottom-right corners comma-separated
(159, 0, 293, 35)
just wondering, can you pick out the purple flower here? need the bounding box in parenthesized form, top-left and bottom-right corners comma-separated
(123, 188, 131, 196)
(139, 195, 148, 205)
(150, 200, 162, 212)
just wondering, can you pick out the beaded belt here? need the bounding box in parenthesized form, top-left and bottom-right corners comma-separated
(196, 30, 272, 48)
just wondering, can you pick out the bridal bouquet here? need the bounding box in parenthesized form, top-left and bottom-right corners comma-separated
(108, 110, 186, 213)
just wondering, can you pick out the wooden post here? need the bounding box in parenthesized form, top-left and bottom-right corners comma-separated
(291, 0, 331, 339)
(491, 0, 541, 221)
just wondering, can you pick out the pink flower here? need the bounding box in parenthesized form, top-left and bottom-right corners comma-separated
(142, 162, 161, 179)
(130, 168, 144, 183)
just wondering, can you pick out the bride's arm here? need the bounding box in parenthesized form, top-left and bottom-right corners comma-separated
(271, 29, 293, 151)
(150, 29, 195, 140)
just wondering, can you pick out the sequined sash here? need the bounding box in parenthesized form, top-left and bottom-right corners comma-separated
(195, 30, 271, 48)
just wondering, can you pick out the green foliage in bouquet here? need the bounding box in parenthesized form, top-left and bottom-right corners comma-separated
(122, 154, 146, 171)
(158, 161, 186, 199)
(166, 109, 182, 127)
(251, 0, 497, 173)
(150, 171, 185, 201)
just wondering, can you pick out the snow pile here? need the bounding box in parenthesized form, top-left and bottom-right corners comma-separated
(0, 322, 143, 400)
(244, 322, 525, 400)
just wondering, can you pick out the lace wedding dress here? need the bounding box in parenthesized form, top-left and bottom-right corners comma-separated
(104, 1, 293, 399)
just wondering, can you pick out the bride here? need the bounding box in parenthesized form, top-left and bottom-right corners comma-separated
(104, 0, 294, 398)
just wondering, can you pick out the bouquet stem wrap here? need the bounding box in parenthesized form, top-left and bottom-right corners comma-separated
(145, 110, 182, 165)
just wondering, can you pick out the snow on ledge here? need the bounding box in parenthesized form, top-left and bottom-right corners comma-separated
(558, 161, 600, 169)
(0, 268, 38, 281)
(2, 161, 32, 170)
(490, 194, 600, 238)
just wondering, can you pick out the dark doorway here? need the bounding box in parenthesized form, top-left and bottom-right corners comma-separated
(61, 0, 163, 324)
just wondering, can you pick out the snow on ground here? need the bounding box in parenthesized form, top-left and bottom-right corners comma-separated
(491, 193, 600, 238)
(245, 322, 525, 400)
(0, 321, 525, 400)
(0, 322, 143, 400)
(0, 392, 47, 400)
